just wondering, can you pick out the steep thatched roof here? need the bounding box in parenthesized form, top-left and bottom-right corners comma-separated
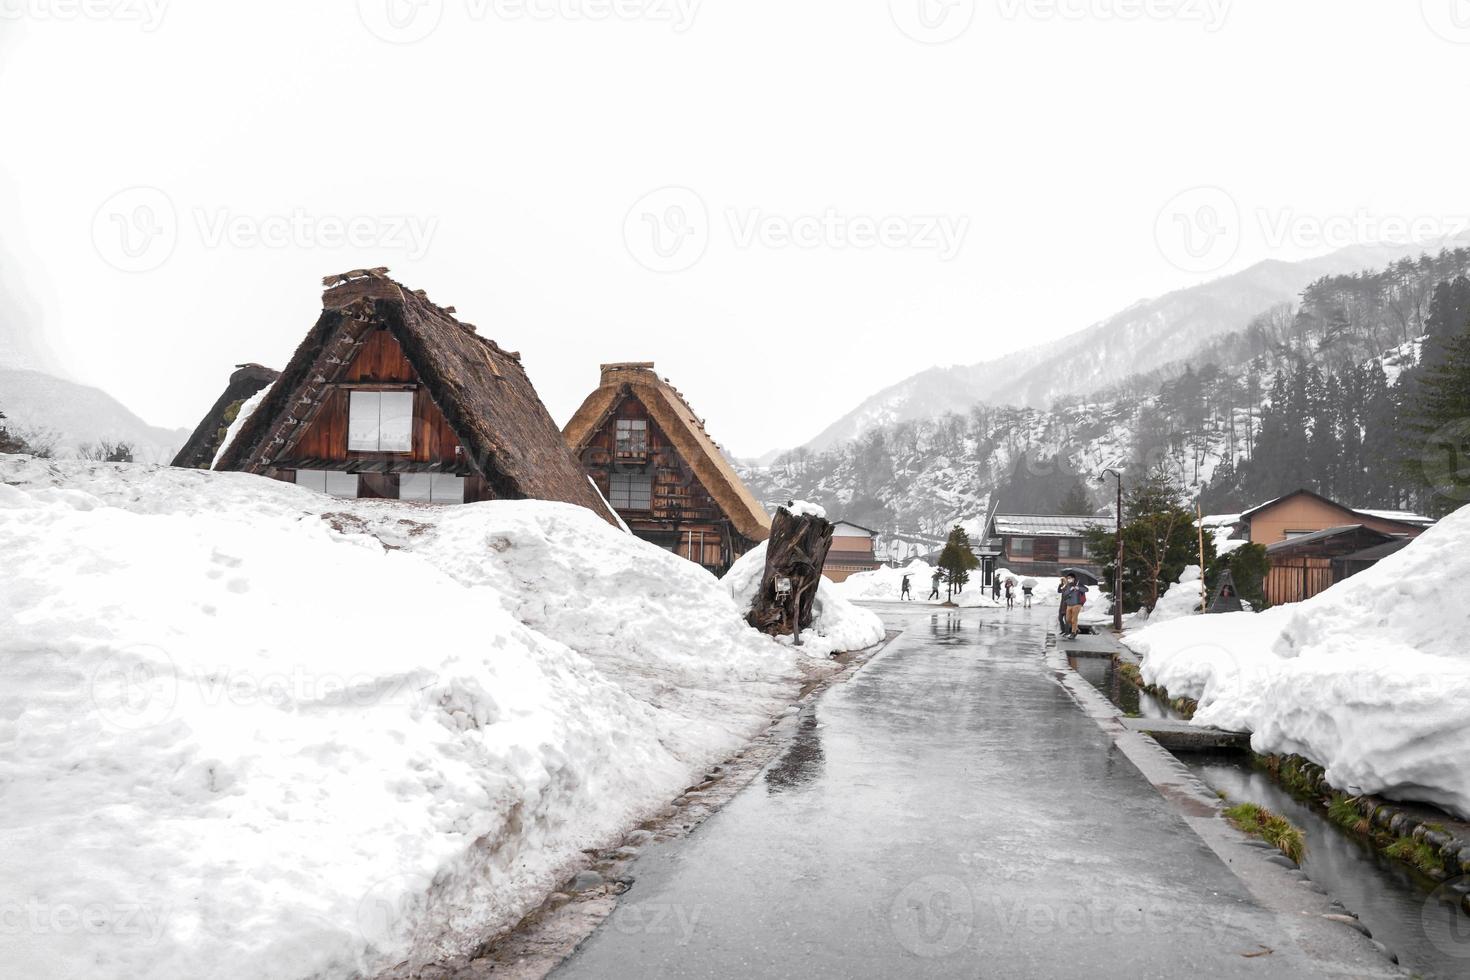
(216, 269, 618, 525)
(563, 362, 771, 542)
(172, 363, 279, 469)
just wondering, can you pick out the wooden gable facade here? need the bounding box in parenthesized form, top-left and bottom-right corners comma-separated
(270, 326, 491, 502)
(564, 363, 771, 574)
(214, 269, 618, 523)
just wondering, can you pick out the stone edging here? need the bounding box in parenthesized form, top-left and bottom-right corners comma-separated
(1113, 646, 1470, 916)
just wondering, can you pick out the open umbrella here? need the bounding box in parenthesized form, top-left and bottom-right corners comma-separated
(1021, 577, 1038, 589)
(1060, 567, 1100, 586)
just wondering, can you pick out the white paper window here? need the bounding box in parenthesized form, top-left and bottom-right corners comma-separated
(296, 469, 358, 498)
(295, 469, 327, 492)
(348, 390, 415, 452)
(324, 471, 359, 498)
(609, 472, 653, 510)
(399, 473, 465, 504)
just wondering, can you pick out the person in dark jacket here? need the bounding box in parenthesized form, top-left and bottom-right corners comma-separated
(900, 574, 913, 601)
(928, 570, 942, 601)
(1057, 576, 1072, 635)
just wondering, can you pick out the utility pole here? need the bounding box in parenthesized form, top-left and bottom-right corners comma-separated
(1196, 500, 1207, 613)
(1102, 469, 1124, 633)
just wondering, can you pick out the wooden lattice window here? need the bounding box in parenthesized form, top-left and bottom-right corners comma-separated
(610, 472, 653, 510)
(615, 419, 648, 457)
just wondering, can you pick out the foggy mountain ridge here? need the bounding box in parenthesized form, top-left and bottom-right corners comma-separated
(0, 367, 191, 463)
(785, 235, 1470, 459)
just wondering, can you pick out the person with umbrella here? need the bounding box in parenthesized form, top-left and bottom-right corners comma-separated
(1058, 568, 1096, 639)
(1020, 576, 1036, 608)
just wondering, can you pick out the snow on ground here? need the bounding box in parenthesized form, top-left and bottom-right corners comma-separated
(1121, 566, 1205, 629)
(1129, 508, 1470, 818)
(0, 456, 806, 980)
(831, 559, 938, 602)
(722, 543, 885, 657)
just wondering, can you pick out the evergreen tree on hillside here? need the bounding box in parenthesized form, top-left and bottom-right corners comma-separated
(1408, 304, 1470, 516)
(1058, 480, 1093, 516)
(0, 409, 24, 454)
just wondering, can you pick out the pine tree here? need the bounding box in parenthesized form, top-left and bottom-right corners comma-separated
(1058, 480, 1093, 516)
(937, 525, 980, 599)
(1409, 309, 1470, 515)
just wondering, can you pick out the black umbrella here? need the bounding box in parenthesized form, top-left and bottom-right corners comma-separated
(1060, 567, 1100, 586)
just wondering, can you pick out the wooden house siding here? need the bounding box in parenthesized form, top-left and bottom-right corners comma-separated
(578, 393, 750, 572)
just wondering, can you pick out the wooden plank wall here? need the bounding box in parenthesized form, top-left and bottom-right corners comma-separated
(288, 330, 463, 464)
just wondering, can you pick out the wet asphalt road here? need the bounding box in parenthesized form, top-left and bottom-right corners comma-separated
(548, 605, 1353, 979)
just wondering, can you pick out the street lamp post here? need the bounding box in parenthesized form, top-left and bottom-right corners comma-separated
(1101, 469, 1124, 633)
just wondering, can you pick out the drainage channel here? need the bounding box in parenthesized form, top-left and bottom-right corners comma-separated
(1071, 655, 1470, 977)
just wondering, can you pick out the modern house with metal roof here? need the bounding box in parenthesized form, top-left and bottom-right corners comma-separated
(978, 512, 1104, 582)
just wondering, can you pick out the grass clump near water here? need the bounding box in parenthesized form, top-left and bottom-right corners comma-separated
(1224, 802, 1307, 863)
(1384, 837, 1446, 875)
(1327, 795, 1371, 835)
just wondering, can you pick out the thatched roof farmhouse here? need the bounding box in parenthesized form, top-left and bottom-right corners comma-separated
(211, 268, 617, 522)
(563, 362, 769, 573)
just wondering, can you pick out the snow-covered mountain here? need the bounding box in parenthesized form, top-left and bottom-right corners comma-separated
(745, 243, 1470, 555)
(0, 367, 190, 462)
(795, 237, 1470, 457)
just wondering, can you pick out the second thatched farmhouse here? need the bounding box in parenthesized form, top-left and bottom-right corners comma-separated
(563, 362, 770, 574)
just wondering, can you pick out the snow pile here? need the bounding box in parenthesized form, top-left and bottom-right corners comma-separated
(1125, 565, 1205, 627)
(0, 456, 800, 980)
(723, 543, 885, 657)
(1130, 509, 1470, 817)
(832, 559, 937, 601)
(783, 499, 827, 519)
(1200, 514, 1245, 556)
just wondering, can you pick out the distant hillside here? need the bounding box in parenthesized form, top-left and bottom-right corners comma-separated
(0, 368, 190, 463)
(797, 236, 1470, 456)
(743, 244, 1470, 553)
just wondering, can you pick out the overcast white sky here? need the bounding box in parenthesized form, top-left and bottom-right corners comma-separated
(3, 1, 1470, 457)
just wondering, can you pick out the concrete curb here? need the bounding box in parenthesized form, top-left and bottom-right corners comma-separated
(1046, 633, 1405, 976)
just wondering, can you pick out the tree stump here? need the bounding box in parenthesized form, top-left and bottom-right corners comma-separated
(746, 505, 834, 642)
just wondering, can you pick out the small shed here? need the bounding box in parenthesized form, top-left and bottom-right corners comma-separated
(1263, 524, 1399, 605)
